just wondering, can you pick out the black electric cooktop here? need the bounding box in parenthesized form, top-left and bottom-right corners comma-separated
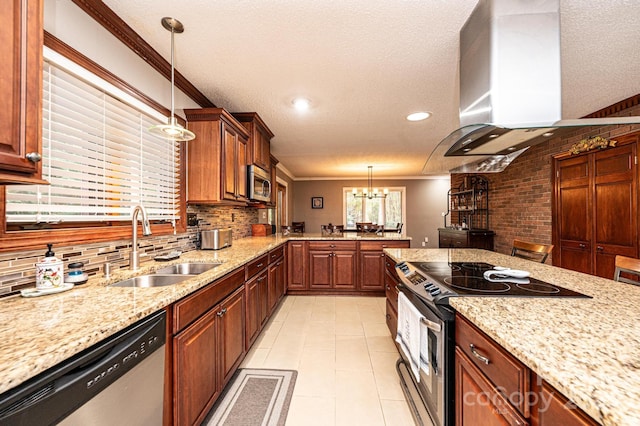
(396, 261, 591, 306)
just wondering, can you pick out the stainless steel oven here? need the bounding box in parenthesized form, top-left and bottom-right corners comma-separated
(396, 286, 455, 426)
(394, 260, 590, 426)
(248, 165, 271, 202)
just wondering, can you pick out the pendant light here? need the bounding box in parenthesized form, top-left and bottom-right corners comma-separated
(149, 17, 196, 142)
(352, 166, 388, 199)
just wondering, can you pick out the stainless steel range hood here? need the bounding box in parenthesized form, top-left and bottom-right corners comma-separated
(423, 0, 640, 174)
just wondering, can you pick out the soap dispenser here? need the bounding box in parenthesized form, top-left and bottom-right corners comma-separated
(35, 244, 64, 289)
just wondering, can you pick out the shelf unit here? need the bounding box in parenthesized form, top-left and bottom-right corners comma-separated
(443, 175, 489, 230)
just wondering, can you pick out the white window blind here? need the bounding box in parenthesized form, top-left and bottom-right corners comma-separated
(6, 60, 180, 224)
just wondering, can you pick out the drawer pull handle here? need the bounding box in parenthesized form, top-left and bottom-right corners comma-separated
(256, 263, 264, 268)
(470, 344, 490, 365)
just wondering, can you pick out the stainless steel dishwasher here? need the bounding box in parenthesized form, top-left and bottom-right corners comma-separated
(0, 310, 166, 425)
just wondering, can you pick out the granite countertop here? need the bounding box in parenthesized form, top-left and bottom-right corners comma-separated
(284, 232, 410, 240)
(384, 248, 640, 426)
(0, 233, 410, 396)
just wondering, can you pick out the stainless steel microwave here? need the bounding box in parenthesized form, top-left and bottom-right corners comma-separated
(248, 165, 271, 202)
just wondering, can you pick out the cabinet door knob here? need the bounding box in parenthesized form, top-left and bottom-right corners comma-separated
(26, 152, 42, 162)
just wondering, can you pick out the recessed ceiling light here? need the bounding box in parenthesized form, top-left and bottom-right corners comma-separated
(406, 111, 431, 121)
(293, 98, 310, 111)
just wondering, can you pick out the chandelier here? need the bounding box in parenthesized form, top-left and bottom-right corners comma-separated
(352, 166, 388, 199)
(148, 17, 196, 142)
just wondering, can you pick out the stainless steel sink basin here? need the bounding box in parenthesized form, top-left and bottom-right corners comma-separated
(110, 274, 191, 288)
(155, 263, 222, 275)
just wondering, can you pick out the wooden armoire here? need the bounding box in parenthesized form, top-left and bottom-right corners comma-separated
(553, 133, 638, 279)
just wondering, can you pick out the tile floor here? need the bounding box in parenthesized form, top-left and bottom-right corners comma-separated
(240, 295, 417, 425)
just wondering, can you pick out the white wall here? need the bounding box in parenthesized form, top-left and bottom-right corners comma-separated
(44, 0, 200, 115)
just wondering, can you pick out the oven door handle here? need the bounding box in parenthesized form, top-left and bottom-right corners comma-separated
(398, 283, 443, 333)
(420, 317, 442, 333)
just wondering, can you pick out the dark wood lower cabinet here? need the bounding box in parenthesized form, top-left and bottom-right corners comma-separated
(455, 347, 527, 426)
(308, 246, 357, 290)
(219, 287, 246, 386)
(173, 307, 220, 426)
(439, 228, 495, 250)
(455, 313, 599, 426)
(288, 240, 410, 295)
(384, 255, 401, 339)
(535, 381, 599, 426)
(360, 241, 411, 291)
(173, 283, 245, 426)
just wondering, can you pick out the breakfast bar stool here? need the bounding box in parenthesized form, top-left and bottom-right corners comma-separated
(511, 239, 554, 263)
(614, 255, 640, 286)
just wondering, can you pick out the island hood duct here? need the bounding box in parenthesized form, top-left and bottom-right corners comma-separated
(423, 0, 640, 174)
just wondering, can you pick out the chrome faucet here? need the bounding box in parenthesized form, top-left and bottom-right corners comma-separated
(130, 205, 152, 270)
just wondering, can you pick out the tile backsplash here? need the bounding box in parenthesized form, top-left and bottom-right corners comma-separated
(0, 205, 258, 296)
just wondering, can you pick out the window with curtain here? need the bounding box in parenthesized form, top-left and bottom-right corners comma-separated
(5, 55, 179, 227)
(343, 187, 405, 229)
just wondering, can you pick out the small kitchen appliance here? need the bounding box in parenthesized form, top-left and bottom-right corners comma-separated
(200, 228, 232, 250)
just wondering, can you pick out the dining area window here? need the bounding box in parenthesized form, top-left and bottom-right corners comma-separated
(343, 187, 405, 230)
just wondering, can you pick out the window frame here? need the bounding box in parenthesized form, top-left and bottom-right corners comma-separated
(0, 32, 186, 253)
(342, 186, 406, 230)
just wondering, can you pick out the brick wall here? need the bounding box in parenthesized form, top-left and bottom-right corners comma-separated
(452, 101, 640, 261)
(0, 205, 258, 296)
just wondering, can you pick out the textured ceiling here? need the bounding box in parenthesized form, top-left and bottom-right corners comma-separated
(103, 0, 640, 179)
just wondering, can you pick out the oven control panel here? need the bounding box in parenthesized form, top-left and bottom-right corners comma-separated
(395, 261, 453, 304)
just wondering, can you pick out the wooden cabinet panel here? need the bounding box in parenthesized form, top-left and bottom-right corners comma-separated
(219, 287, 245, 386)
(246, 253, 269, 281)
(232, 112, 274, 172)
(385, 299, 398, 341)
(456, 314, 530, 418)
(245, 277, 260, 348)
(173, 308, 219, 426)
(455, 347, 527, 426)
(438, 228, 495, 250)
(185, 108, 250, 204)
(332, 251, 356, 289)
(172, 270, 246, 425)
(269, 245, 285, 263)
(0, 0, 44, 184)
(384, 256, 401, 338)
(537, 381, 598, 426)
(268, 256, 285, 314)
(173, 268, 244, 334)
(360, 240, 410, 291)
(455, 314, 599, 426)
(287, 241, 308, 290)
(360, 251, 385, 291)
(309, 251, 332, 289)
(554, 142, 638, 277)
(592, 145, 637, 278)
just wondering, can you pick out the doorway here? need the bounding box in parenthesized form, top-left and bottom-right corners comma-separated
(277, 182, 287, 231)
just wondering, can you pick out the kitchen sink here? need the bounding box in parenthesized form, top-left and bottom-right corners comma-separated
(155, 263, 222, 275)
(109, 274, 191, 288)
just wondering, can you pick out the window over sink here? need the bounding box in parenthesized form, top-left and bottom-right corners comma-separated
(0, 36, 184, 252)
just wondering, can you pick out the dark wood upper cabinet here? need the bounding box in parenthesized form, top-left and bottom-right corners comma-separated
(232, 112, 274, 172)
(184, 108, 250, 205)
(0, 0, 47, 184)
(553, 138, 638, 278)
